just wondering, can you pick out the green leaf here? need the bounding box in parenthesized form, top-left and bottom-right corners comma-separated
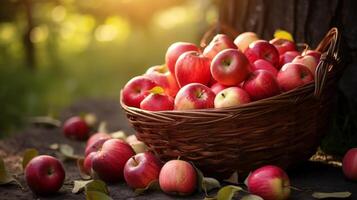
(216, 185, 243, 200)
(241, 194, 264, 200)
(191, 162, 204, 193)
(274, 29, 294, 41)
(85, 179, 109, 195)
(59, 144, 82, 160)
(110, 130, 126, 140)
(134, 180, 160, 195)
(202, 177, 221, 193)
(22, 148, 39, 170)
(312, 192, 351, 199)
(72, 180, 92, 194)
(86, 191, 113, 200)
(0, 157, 15, 185)
(77, 158, 91, 180)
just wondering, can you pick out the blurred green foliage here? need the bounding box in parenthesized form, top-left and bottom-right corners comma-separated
(0, 0, 217, 135)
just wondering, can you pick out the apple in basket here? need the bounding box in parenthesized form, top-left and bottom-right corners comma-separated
(279, 51, 300, 69)
(63, 116, 90, 140)
(92, 139, 135, 183)
(247, 165, 291, 200)
(234, 32, 260, 52)
(203, 34, 237, 60)
(159, 160, 197, 195)
(277, 63, 314, 92)
(302, 50, 321, 61)
(292, 55, 318, 77)
(342, 148, 357, 181)
(243, 70, 281, 100)
(174, 83, 215, 110)
(214, 87, 251, 108)
(124, 152, 162, 189)
(252, 59, 278, 76)
(210, 49, 251, 86)
(269, 38, 297, 55)
(244, 40, 280, 67)
(122, 76, 158, 108)
(165, 42, 200, 75)
(25, 155, 65, 196)
(210, 82, 228, 95)
(140, 86, 174, 111)
(145, 65, 179, 97)
(175, 51, 211, 87)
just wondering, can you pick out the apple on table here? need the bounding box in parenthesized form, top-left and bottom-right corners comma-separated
(63, 116, 90, 141)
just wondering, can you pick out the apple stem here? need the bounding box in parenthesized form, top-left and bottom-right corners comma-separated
(132, 156, 139, 165)
(177, 156, 181, 160)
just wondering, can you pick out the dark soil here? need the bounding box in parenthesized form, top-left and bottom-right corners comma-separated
(0, 99, 356, 200)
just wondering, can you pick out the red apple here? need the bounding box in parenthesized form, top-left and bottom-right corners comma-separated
(234, 32, 259, 52)
(145, 65, 179, 97)
(214, 87, 251, 108)
(174, 83, 215, 110)
(292, 55, 318, 77)
(277, 63, 314, 91)
(203, 34, 237, 60)
(124, 152, 162, 189)
(140, 92, 174, 111)
(87, 132, 111, 149)
(210, 49, 251, 86)
(243, 70, 280, 100)
(269, 38, 297, 55)
(279, 51, 300, 69)
(83, 152, 95, 175)
(247, 165, 290, 200)
(63, 116, 89, 141)
(165, 42, 200, 75)
(159, 160, 197, 195)
(210, 82, 228, 95)
(122, 76, 158, 108)
(244, 40, 280, 67)
(85, 137, 109, 156)
(342, 148, 357, 180)
(252, 59, 278, 76)
(92, 139, 135, 183)
(302, 50, 321, 62)
(175, 51, 211, 87)
(25, 155, 65, 196)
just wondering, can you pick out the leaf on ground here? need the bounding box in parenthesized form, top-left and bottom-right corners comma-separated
(216, 185, 243, 200)
(191, 162, 204, 193)
(241, 194, 264, 200)
(84, 113, 97, 127)
(312, 191, 351, 199)
(110, 130, 127, 140)
(59, 144, 83, 160)
(77, 158, 91, 180)
(72, 180, 92, 194)
(0, 157, 22, 188)
(85, 179, 109, 195)
(224, 172, 238, 185)
(49, 143, 59, 150)
(134, 180, 160, 195)
(202, 177, 221, 193)
(22, 148, 39, 170)
(86, 191, 113, 200)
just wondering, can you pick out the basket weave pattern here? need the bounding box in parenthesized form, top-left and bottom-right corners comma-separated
(121, 28, 341, 179)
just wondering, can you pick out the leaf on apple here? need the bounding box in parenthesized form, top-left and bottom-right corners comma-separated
(274, 30, 294, 42)
(312, 191, 351, 199)
(22, 148, 39, 171)
(77, 158, 91, 180)
(241, 194, 264, 200)
(85, 179, 109, 195)
(216, 185, 243, 200)
(86, 191, 113, 200)
(134, 180, 160, 195)
(0, 157, 22, 188)
(98, 121, 109, 133)
(149, 86, 165, 95)
(59, 144, 83, 160)
(72, 180, 92, 194)
(110, 130, 127, 140)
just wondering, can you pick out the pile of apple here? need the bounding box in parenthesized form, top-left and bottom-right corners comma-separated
(122, 32, 321, 111)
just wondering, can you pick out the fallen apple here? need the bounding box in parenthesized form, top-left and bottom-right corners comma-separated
(63, 116, 90, 141)
(342, 148, 357, 181)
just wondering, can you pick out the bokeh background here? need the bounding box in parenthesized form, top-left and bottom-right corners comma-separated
(0, 0, 218, 135)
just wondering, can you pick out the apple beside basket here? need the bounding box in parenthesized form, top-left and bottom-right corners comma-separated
(120, 28, 342, 179)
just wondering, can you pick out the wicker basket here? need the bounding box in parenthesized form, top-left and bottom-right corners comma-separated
(120, 28, 342, 179)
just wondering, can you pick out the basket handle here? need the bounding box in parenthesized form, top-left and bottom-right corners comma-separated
(313, 27, 341, 98)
